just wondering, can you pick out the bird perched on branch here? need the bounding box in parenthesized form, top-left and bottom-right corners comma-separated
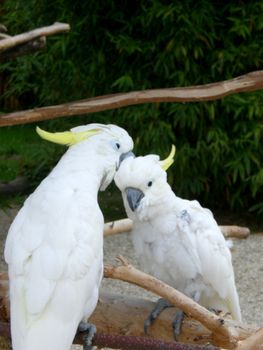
(4, 123, 134, 350)
(115, 147, 241, 337)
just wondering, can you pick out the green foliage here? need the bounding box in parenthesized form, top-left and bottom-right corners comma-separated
(0, 125, 64, 188)
(1, 0, 263, 216)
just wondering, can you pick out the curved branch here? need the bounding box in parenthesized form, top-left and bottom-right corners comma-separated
(104, 257, 242, 349)
(1, 70, 263, 126)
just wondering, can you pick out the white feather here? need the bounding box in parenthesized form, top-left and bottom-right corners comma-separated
(115, 155, 241, 321)
(5, 124, 133, 350)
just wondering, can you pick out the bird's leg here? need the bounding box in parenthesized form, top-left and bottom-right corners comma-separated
(171, 309, 184, 340)
(78, 321, 97, 350)
(144, 298, 174, 334)
(171, 291, 200, 340)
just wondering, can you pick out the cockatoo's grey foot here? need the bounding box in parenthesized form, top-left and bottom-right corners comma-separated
(172, 309, 185, 340)
(144, 298, 173, 334)
(78, 321, 97, 350)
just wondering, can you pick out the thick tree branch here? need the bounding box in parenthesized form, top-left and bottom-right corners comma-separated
(103, 218, 250, 239)
(0, 273, 257, 349)
(0, 22, 70, 53)
(220, 226, 250, 239)
(104, 256, 245, 349)
(1, 70, 263, 126)
(234, 328, 263, 350)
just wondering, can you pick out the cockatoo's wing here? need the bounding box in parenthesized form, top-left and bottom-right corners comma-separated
(5, 180, 103, 350)
(178, 200, 241, 321)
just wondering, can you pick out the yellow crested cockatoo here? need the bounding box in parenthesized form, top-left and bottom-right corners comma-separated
(4, 123, 134, 350)
(114, 146, 241, 336)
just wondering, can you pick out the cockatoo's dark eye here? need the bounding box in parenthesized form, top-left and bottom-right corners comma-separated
(147, 181, 153, 187)
(116, 142, 120, 149)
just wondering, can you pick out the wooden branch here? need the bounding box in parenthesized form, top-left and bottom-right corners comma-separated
(104, 256, 247, 349)
(103, 218, 250, 239)
(0, 273, 257, 349)
(1, 70, 263, 126)
(88, 291, 255, 348)
(104, 218, 133, 236)
(0, 37, 46, 61)
(235, 328, 263, 350)
(0, 22, 70, 53)
(220, 226, 250, 239)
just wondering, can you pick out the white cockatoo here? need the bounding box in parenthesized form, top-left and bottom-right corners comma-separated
(4, 123, 134, 350)
(114, 146, 241, 335)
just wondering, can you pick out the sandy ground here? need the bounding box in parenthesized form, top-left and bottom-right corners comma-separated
(1, 207, 263, 349)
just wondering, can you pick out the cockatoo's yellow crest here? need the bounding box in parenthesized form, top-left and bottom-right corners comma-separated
(159, 145, 176, 171)
(36, 126, 101, 146)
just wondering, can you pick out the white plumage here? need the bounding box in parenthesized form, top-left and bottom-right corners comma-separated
(115, 154, 241, 322)
(5, 123, 133, 350)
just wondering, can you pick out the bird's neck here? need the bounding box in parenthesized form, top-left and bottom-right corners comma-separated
(48, 148, 107, 196)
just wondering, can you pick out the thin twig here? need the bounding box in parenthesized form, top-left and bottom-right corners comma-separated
(1, 70, 263, 126)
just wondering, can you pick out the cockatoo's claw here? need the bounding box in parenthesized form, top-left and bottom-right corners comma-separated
(172, 309, 184, 340)
(78, 322, 97, 350)
(207, 307, 221, 315)
(144, 298, 173, 334)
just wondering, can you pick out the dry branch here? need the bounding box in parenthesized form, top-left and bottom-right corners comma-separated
(0, 37, 46, 61)
(234, 327, 263, 350)
(0, 22, 70, 53)
(1, 70, 263, 126)
(88, 291, 255, 348)
(104, 256, 247, 349)
(104, 218, 133, 236)
(220, 226, 250, 239)
(103, 218, 250, 239)
(0, 273, 257, 349)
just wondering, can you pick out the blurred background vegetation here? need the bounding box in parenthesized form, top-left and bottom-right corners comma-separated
(0, 1, 262, 223)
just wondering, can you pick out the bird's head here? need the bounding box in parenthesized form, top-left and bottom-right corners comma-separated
(36, 123, 134, 190)
(115, 145, 176, 221)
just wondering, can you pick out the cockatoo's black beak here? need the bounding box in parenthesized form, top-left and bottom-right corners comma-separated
(125, 187, 144, 211)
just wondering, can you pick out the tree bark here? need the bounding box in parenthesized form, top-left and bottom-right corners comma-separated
(1, 70, 263, 126)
